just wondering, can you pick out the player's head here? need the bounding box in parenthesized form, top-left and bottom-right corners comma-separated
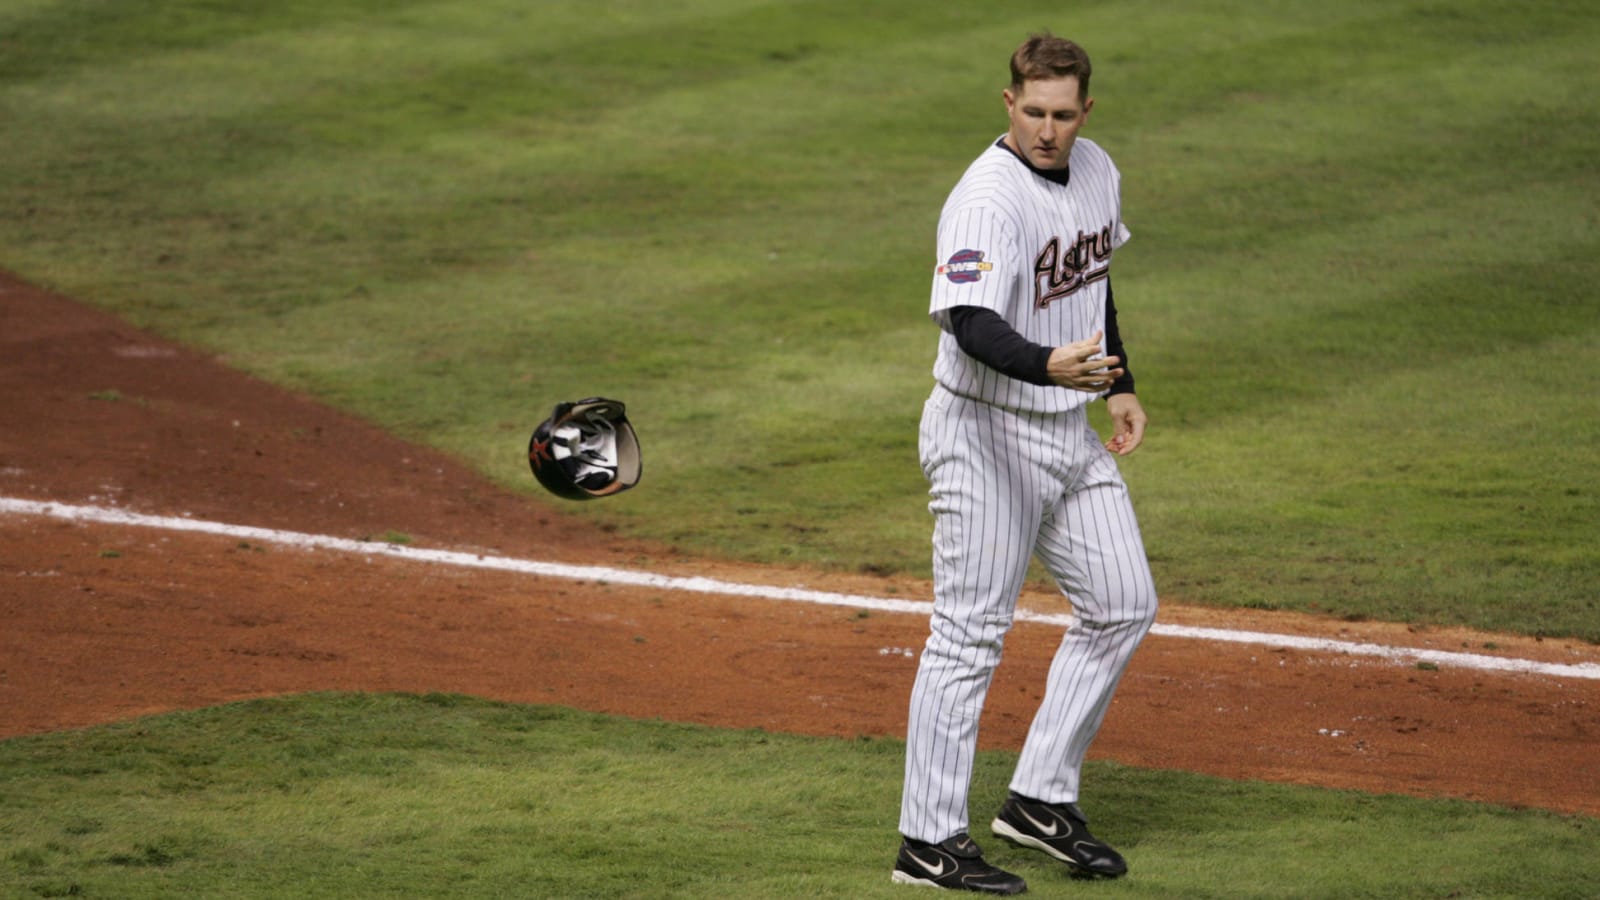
(1009, 33, 1092, 101)
(1003, 33, 1094, 172)
(1004, 34, 1094, 99)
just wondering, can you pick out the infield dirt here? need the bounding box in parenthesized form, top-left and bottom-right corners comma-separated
(3, 271, 1597, 816)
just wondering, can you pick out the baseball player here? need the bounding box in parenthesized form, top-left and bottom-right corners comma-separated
(892, 34, 1158, 894)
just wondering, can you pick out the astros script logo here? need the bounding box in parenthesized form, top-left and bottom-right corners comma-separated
(1034, 225, 1114, 309)
(938, 249, 993, 284)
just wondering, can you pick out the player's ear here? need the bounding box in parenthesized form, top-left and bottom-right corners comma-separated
(1083, 95, 1095, 118)
(1002, 88, 1016, 112)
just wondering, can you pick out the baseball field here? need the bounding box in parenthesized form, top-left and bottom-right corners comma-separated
(2, 1, 1597, 897)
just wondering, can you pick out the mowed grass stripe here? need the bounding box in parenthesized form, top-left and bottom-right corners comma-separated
(2, 695, 1597, 899)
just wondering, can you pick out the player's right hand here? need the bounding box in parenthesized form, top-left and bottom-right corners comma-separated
(1046, 331, 1123, 392)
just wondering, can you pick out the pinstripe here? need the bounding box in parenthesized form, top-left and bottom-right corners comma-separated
(901, 132, 1157, 843)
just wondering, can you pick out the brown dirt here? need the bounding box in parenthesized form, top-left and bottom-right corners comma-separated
(2, 271, 1597, 817)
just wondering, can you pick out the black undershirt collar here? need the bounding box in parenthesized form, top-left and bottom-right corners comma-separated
(995, 137, 1071, 186)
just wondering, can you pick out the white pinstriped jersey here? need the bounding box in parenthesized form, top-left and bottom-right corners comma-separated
(929, 135, 1130, 413)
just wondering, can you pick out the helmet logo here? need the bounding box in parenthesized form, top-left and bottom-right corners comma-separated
(528, 437, 551, 469)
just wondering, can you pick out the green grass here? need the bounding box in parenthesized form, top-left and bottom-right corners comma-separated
(1, 694, 1595, 899)
(2, 0, 1597, 639)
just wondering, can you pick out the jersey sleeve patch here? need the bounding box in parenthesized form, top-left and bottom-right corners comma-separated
(937, 249, 994, 284)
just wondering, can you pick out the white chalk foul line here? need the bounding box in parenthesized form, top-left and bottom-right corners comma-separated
(5, 496, 1598, 682)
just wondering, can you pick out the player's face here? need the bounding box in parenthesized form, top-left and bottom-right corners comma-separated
(1003, 76, 1093, 171)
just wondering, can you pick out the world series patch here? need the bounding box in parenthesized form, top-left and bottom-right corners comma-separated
(938, 249, 993, 284)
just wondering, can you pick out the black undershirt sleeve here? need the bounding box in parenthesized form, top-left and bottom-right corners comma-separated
(947, 306, 1055, 386)
(948, 278, 1135, 394)
(1102, 279, 1135, 396)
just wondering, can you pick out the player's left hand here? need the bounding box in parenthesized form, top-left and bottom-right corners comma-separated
(1047, 331, 1124, 392)
(1103, 393, 1147, 456)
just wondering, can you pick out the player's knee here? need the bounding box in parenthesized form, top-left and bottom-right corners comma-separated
(926, 612, 1010, 665)
(1079, 584, 1158, 631)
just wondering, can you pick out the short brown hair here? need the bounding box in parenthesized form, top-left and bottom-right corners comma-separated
(1009, 33, 1092, 100)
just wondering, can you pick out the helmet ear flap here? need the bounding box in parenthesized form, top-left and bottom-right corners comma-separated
(528, 397, 641, 501)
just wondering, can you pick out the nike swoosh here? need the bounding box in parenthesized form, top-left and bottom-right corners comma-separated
(907, 849, 948, 877)
(1019, 808, 1061, 837)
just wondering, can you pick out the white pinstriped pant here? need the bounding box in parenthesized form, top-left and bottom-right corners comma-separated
(900, 384, 1158, 843)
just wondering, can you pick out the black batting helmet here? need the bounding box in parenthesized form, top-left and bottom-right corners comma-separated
(527, 397, 642, 501)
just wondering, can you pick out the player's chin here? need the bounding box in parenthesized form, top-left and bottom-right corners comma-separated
(1032, 149, 1065, 168)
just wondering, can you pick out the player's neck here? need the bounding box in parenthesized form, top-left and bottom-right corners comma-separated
(995, 137, 1071, 186)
